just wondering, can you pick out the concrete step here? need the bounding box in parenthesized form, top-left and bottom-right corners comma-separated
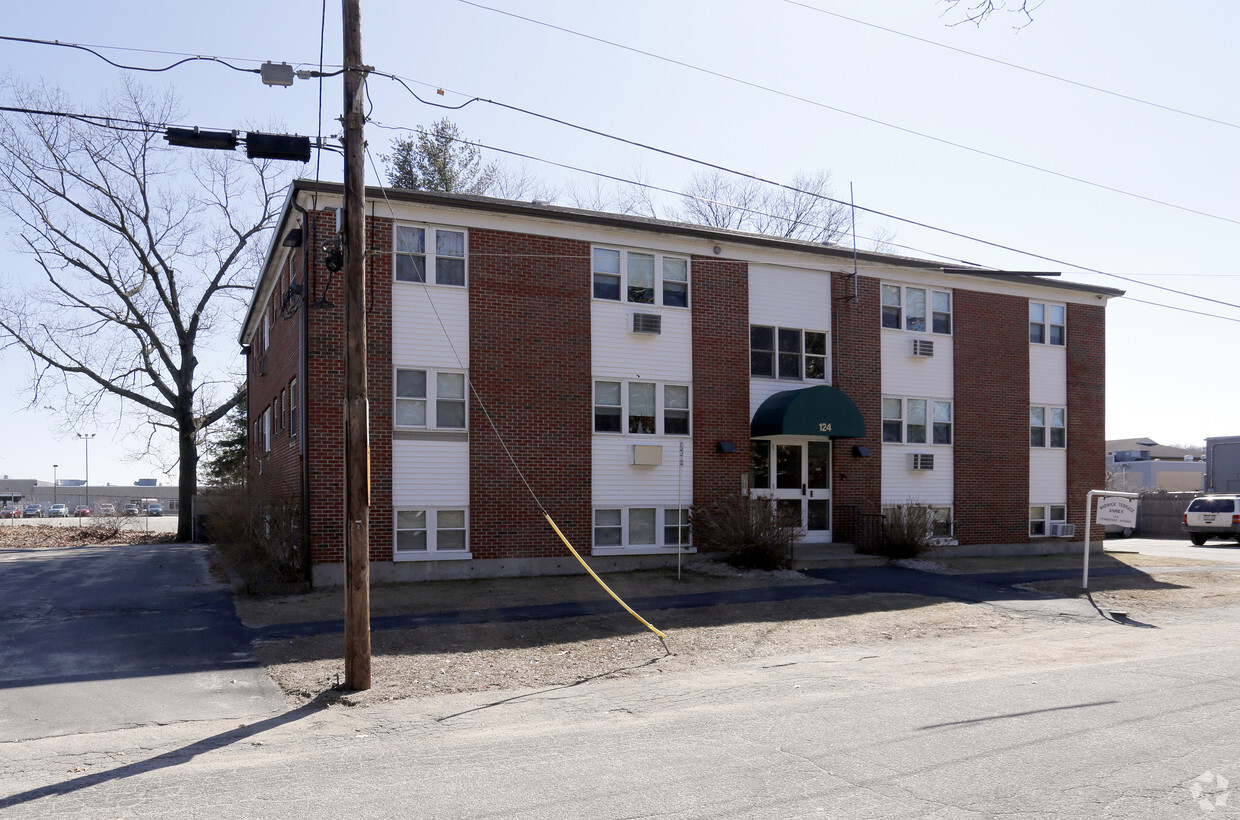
(791, 542, 887, 570)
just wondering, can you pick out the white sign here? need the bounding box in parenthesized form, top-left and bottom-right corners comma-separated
(1095, 496, 1138, 527)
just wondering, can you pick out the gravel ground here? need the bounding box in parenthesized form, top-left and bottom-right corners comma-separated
(234, 551, 1240, 708)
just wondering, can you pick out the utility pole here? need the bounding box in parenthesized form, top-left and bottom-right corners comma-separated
(342, 0, 371, 690)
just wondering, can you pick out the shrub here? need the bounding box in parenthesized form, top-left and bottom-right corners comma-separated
(203, 473, 305, 585)
(877, 502, 935, 560)
(691, 494, 804, 570)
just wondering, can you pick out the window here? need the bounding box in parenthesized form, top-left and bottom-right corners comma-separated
(261, 407, 272, 453)
(594, 381, 622, 432)
(663, 257, 688, 307)
(629, 508, 656, 545)
(395, 509, 469, 555)
(664, 385, 690, 435)
(629, 382, 656, 434)
(882, 285, 952, 334)
(665, 508, 691, 546)
(594, 509, 622, 546)
(1030, 302, 1065, 345)
(594, 507, 691, 549)
(593, 246, 690, 308)
(289, 378, 298, 439)
(394, 225, 467, 286)
(750, 326, 828, 381)
(1031, 406, 1066, 448)
(931, 507, 953, 538)
(594, 379, 690, 435)
(1030, 504, 1066, 537)
(883, 398, 952, 445)
(395, 368, 468, 429)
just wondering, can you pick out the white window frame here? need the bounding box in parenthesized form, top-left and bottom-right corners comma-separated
(394, 224, 468, 287)
(881, 284, 952, 335)
(1030, 302, 1066, 346)
(593, 506, 693, 551)
(289, 377, 299, 440)
(261, 406, 272, 453)
(749, 325, 828, 381)
(1030, 504, 1067, 537)
(1030, 405, 1066, 448)
(394, 508, 470, 559)
(592, 246, 691, 308)
(882, 397, 953, 445)
(395, 368, 468, 430)
(592, 379, 691, 436)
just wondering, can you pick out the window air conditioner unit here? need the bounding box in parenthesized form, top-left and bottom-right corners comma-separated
(909, 453, 935, 471)
(910, 339, 934, 358)
(631, 313, 662, 335)
(1049, 522, 1075, 538)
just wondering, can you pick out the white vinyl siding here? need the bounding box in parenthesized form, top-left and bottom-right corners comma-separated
(748, 263, 831, 413)
(1030, 448, 1068, 504)
(391, 285, 469, 371)
(393, 440, 468, 507)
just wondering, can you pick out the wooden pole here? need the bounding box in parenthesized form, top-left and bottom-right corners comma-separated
(342, 0, 371, 691)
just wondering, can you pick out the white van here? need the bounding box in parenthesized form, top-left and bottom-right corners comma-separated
(1182, 495, 1240, 546)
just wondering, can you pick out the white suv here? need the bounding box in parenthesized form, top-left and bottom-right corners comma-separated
(1182, 495, 1240, 545)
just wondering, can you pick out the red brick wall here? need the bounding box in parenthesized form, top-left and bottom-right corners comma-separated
(1067, 302, 1106, 540)
(468, 229, 593, 559)
(953, 289, 1030, 544)
(365, 217, 394, 561)
(303, 209, 346, 566)
(831, 274, 882, 521)
(690, 256, 750, 509)
(246, 240, 304, 509)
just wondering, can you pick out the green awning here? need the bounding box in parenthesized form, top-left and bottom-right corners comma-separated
(751, 385, 866, 439)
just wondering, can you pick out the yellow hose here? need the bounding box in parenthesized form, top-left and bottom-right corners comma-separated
(543, 513, 667, 640)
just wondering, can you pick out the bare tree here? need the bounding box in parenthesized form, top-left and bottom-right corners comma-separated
(0, 78, 289, 540)
(940, 0, 1042, 27)
(679, 169, 851, 244)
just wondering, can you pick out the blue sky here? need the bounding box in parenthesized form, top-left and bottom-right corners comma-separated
(2, 0, 1237, 483)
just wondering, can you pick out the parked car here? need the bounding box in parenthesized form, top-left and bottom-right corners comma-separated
(147, 502, 163, 517)
(123, 503, 139, 516)
(0, 506, 22, 519)
(73, 505, 91, 517)
(1182, 495, 1240, 546)
(98, 503, 116, 516)
(48, 503, 68, 518)
(23, 503, 44, 518)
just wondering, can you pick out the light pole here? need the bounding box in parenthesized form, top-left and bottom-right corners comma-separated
(52, 464, 58, 509)
(76, 433, 95, 516)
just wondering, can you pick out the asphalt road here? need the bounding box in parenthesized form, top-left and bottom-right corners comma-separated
(3, 546, 1240, 817)
(0, 542, 284, 743)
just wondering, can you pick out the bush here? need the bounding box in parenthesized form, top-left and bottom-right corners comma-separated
(691, 494, 804, 570)
(203, 473, 305, 586)
(877, 502, 935, 560)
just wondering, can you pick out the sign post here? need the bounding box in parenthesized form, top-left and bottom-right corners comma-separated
(1083, 490, 1139, 589)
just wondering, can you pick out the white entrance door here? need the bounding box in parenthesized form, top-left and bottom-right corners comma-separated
(752, 439, 832, 542)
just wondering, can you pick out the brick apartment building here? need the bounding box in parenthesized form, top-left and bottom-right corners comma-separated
(241, 180, 1121, 587)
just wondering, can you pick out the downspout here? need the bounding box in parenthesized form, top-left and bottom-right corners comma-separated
(293, 198, 313, 586)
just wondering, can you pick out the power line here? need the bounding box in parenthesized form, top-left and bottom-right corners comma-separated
(368, 119, 973, 266)
(783, 1, 1240, 133)
(0, 34, 261, 75)
(454, 0, 1240, 229)
(371, 74, 1240, 314)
